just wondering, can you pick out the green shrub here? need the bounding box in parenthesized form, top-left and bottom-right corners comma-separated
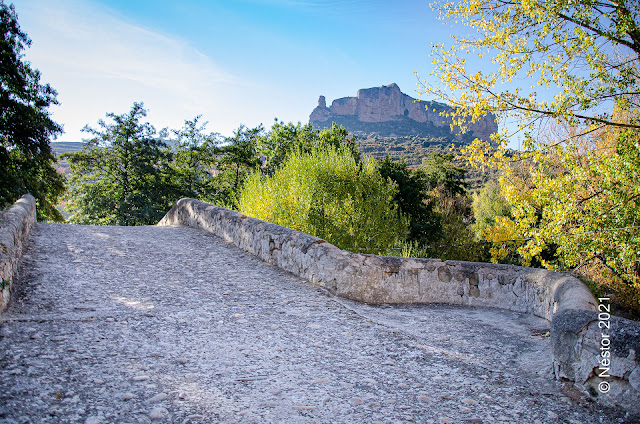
(239, 146, 408, 253)
(471, 180, 511, 240)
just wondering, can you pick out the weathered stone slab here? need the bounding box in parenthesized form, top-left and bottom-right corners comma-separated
(552, 309, 640, 414)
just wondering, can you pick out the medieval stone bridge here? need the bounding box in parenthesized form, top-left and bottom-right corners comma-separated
(0, 196, 637, 423)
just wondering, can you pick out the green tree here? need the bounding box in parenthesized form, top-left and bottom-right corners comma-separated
(379, 152, 485, 260)
(212, 121, 357, 209)
(257, 120, 358, 175)
(314, 122, 360, 160)
(377, 156, 440, 245)
(169, 116, 219, 200)
(213, 125, 263, 208)
(257, 120, 313, 175)
(426, 184, 486, 262)
(64, 103, 173, 225)
(239, 146, 408, 253)
(421, 152, 467, 196)
(422, 153, 485, 261)
(0, 1, 64, 220)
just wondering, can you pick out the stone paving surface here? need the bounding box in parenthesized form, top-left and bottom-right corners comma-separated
(0, 223, 629, 423)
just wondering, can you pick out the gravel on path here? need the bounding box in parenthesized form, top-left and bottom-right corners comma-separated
(0, 223, 627, 423)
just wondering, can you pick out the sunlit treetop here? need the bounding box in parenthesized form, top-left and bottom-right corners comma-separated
(420, 0, 640, 149)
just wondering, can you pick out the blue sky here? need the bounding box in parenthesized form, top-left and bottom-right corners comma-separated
(14, 0, 454, 141)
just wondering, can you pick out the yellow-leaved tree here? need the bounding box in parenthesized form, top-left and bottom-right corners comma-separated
(420, 0, 640, 314)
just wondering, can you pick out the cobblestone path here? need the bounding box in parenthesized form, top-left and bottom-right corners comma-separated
(0, 224, 626, 423)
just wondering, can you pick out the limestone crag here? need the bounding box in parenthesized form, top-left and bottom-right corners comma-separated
(310, 83, 498, 141)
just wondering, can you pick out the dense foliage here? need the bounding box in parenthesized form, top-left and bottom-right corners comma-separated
(0, 1, 64, 220)
(421, 0, 640, 314)
(167, 116, 220, 201)
(471, 180, 510, 240)
(481, 122, 640, 314)
(239, 145, 408, 253)
(377, 156, 440, 245)
(213, 125, 263, 208)
(377, 152, 469, 249)
(64, 103, 174, 225)
(258, 120, 359, 175)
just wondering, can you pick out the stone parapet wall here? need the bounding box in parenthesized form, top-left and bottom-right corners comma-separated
(159, 198, 639, 415)
(158, 199, 596, 319)
(0, 194, 36, 313)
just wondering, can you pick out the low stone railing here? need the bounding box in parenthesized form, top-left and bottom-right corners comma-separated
(0, 194, 37, 313)
(159, 198, 639, 415)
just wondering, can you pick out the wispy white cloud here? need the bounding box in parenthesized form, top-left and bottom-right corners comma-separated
(15, 0, 248, 140)
(34, 4, 238, 88)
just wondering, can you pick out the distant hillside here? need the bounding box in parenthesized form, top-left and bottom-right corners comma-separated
(310, 83, 497, 142)
(51, 141, 83, 156)
(51, 141, 83, 176)
(358, 135, 454, 165)
(355, 135, 498, 190)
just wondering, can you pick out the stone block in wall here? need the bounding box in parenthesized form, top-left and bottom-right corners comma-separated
(551, 309, 640, 414)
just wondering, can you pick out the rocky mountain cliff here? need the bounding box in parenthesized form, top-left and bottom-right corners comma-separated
(310, 83, 497, 142)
